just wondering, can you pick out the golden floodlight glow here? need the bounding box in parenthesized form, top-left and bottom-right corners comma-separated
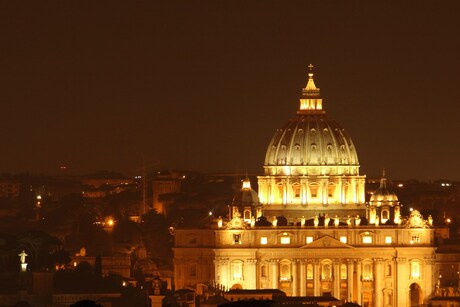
(242, 179, 251, 189)
(362, 236, 372, 244)
(280, 237, 291, 244)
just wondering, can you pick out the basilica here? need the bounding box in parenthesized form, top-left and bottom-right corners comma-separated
(173, 67, 442, 306)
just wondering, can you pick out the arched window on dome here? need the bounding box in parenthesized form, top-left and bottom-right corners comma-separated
(381, 208, 390, 223)
(244, 209, 251, 221)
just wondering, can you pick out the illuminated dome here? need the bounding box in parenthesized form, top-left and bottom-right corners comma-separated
(257, 65, 366, 216)
(370, 171, 399, 206)
(232, 178, 260, 206)
(264, 65, 359, 175)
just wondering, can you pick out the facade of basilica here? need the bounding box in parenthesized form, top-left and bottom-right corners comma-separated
(173, 67, 441, 307)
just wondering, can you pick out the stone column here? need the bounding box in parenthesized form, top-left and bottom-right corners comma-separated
(395, 257, 408, 307)
(301, 178, 308, 205)
(270, 180, 276, 204)
(174, 261, 182, 290)
(342, 178, 347, 204)
(213, 259, 219, 285)
(333, 260, 341, 299)
(220, 259, 229, 290)
(351, 178, 357, 203)
(321, 178, 328, 205)
(246, 259, 257, 289)
(292, 259, 299, 296)
(300, 260, 307, 296)
(358, 178, 366, 203)
(373, 258, 384, 307)
(424, 257, 435, 303)
(270, 259, 279, 289)
(356, 260, 362, 306)
(347, 259, 354, 303)
(314, 260, 321, 296)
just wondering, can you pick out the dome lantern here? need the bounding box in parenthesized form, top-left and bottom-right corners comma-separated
(299, 64, 324, 114)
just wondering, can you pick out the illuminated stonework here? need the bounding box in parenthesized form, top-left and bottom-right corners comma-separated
(368, 171, 401, 225)
(258, 66, 365, 219)
(173, 67, 440, 307)
(174, 218, 436, 306)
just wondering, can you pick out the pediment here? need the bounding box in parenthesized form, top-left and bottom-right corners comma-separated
(300, 235, 354, 249)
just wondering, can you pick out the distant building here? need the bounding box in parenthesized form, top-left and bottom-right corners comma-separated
(152, 171, 183, 214)
(70, 255, 131, 279)
(0, 180, 20, 198)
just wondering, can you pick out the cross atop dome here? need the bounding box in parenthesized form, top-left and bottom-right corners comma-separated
(304, 64, 319, 92)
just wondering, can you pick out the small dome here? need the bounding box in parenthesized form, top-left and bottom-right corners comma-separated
(370, 173, 399, 206)
(232, 178, 260, 206)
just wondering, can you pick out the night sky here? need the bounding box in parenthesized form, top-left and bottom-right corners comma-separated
(1, 1, 460, 180)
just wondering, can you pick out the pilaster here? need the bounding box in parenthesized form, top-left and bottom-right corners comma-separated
(246, 259, 257, 289)
(292, 259, 299, 296)
(299, 260, 307, 296)
(347, 259, 354, 303)
(356, 259, 362, 305)
(395, 257, 408, 307)
(333, 259, 341, 299)
(313, 259, 321, 296)
(270, 259, 279, 289)
(373, 258, 385, 307)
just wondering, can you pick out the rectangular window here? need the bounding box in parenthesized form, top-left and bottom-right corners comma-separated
(411, 261, 420, 278)
(232, 262, 243, 280)
(307, 264, 313, 279)
(363, 263, 373, 280)
(260, 237, 268, 245)
(306, 236, 313, 244)
(411, 234, 421, 244)
(385, 236, 392, 244)
(280, 237, 291, 244)
(328, 185, 335, 198)
(362, 236, 373, 244)
(339, 236, 347, 243)
(294, 186, 301, 198)
(340, 264, 347, 280)
(310, 186, 318, 198)
(261, 265, 268, 277)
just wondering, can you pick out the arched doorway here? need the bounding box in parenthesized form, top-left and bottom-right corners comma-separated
(410, 283, 422, 306)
